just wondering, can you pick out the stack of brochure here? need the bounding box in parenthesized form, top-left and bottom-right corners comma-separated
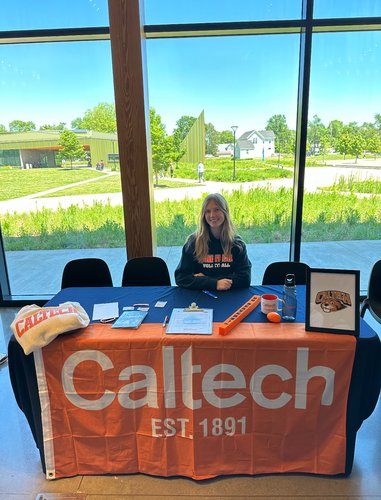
(112, 310, 147, 329)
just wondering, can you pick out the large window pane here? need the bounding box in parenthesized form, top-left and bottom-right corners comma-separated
(146, 34, 299, 284)
(144, 0, 302, 24)
(314, 0, 381, 19)
(301, 31, 381, 292)
(0, 0, 109, 30)
(0, 40, 125, 297)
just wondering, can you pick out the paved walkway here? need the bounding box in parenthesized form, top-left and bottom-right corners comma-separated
(1, 162, 381, 214)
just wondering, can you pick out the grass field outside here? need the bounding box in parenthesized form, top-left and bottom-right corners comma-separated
(0, 167, 106, 201)
(2, 187, 380, 250)
(0, 153, 372, 201)
(39, 178, 199, 198)
(1, 155, 380, 250)
(319, 174, 381, 194)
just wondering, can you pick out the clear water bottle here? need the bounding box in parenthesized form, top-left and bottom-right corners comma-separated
(282, 273, 297, 321)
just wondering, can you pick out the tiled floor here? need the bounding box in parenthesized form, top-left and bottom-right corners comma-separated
(1, 306, 380, 500)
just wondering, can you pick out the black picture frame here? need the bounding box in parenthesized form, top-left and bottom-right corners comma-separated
(306, 268, 360, 336)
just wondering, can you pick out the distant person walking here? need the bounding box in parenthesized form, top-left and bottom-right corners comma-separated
(197, 161, 205, 183)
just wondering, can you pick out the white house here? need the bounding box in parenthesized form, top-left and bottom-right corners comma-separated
(216, 143, 234, 157)
(236, 130, 275, 159)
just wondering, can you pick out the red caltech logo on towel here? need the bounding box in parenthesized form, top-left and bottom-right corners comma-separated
(15, 305, 75, 337)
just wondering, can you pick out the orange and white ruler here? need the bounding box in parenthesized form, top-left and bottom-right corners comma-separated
(218, 294, 261, 336)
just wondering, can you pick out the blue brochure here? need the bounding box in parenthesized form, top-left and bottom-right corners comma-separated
(112, 310, 148, 329)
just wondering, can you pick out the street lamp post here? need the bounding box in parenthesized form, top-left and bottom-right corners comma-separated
(231, 125, 238, 181)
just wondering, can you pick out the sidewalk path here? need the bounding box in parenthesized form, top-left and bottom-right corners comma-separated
(1, 165, 380, 215)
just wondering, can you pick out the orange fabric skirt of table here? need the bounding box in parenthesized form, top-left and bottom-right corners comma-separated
(35, 322, 356, 480)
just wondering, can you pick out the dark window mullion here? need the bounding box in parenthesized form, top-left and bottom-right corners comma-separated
(0, 26, 109, 43)
(289, 0, 314, 262)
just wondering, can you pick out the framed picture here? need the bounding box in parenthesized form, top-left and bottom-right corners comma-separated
(306, 268, 360, 336)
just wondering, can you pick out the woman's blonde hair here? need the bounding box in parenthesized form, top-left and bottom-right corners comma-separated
(194, 193, 240, 262)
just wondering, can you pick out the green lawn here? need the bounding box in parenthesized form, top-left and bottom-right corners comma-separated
(0, 167, 106, 201)
(173, 154, 344, 182)
(3, 188, 381, 250)
(2, 160, 380, 251)
(0, 162, 295, 201)
(175, 158, 294, 182)
(153, 179, 200, 189)
(40, 174, 122, 197)
(40, 177, 198, 197)
(320, 175, 381, 194)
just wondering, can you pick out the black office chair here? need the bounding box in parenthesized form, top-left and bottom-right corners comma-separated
(122, 257, 171, 286)
(61, 258, 113, 289)
(360, 260, 381, 323)
(262, 261, 310, 285)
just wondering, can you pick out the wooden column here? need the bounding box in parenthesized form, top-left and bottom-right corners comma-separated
(108, 0, 156, 259)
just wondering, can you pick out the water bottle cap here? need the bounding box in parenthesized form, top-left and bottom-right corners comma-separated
(285, 273, 295, 286)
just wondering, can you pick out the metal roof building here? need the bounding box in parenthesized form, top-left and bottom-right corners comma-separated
(0, 130, 118, 168)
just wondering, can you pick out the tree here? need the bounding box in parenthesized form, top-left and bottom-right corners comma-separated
(150, 108, 170, 186)
(307, 115, 325, 154)
(172, 115, 196, 146)
(336, 132, 352, 159)
(9, 120, 36, 132)
(328, 119, 344, 150)
(347, 121, 359, 131)
(348, 134, 366, 162)
(318, 128, 331, 162)
(219, 130, 234, 143)
(359, 121, 375, 135)
(328, 120, 344, 138)
(0, 124, 6, 133)
(166, 134, 185, 171)
(205, 122, 219, 155)
(374, 113, 381, 130)
(71, 116, 84, 130)
(39, 122, 66, 131)
(367, 134, 381, 158)
(149, 108, 185, 184)
(57, 130, 85, 168)
(74, 102, 117, 133)
(266, 114, 293, 164)
(266, 115, 289, 150)
(336, 130, 365, 162)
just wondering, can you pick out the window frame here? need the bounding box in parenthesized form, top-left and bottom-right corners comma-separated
(1, 0, 380, 304)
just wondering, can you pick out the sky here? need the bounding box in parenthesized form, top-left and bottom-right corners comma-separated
(0, 1, 380, 136)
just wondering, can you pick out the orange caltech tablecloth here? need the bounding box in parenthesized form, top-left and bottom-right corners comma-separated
(34, 322, 356, 479)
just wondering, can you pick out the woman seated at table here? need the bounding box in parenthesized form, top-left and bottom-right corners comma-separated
(175, 193, 252, 290)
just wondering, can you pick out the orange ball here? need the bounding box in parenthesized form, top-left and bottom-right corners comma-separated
(267, 312, 281, 323)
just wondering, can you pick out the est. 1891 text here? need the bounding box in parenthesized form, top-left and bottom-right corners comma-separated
(151, 417, 246, 438)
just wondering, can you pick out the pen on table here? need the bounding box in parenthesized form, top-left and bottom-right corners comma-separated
(162, 315, 168, 327)
(202, 290, 218, 299)
(100, 317, 117, 323)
